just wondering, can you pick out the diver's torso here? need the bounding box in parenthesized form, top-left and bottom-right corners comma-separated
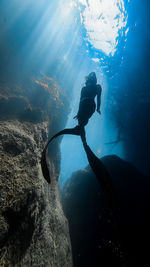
(81, 84, 98, 100)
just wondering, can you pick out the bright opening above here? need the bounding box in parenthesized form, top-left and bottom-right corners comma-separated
(78, 0, 128, 56)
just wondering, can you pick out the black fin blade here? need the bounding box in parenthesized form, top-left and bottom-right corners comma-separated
(41, 126, 81, 183)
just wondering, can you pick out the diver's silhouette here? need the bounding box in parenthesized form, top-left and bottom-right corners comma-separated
(41, 72, 102, 183)
(73, 72, 102, 143)
(74, 72, 102, 126)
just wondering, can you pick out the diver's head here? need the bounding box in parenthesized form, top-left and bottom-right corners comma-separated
(85, 72, 97, 86)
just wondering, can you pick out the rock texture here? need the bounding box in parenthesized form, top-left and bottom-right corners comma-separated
(0, 76, 73, 266)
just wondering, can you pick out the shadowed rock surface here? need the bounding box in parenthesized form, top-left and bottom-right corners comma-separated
(0, 76, 73, 266)
(62, 154, 150, 267)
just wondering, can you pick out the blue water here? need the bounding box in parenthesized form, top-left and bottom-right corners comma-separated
(0, 0, 150, 187)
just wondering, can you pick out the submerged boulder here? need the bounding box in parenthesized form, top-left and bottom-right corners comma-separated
(62, 155, 150, 267)
(0, 76, 73, 266)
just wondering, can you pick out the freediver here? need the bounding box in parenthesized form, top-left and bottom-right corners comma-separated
(74, 72, 102, 143)
(41, 72, 102, 183)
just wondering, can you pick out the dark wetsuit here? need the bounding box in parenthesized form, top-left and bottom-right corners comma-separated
(76, 83, 102, 126)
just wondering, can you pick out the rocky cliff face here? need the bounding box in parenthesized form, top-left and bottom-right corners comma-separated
(0, 75, 73, 266)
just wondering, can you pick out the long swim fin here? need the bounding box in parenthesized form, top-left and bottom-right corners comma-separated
(40, 126, 81, 183)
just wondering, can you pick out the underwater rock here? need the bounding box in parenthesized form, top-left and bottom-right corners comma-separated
(62, 155, 150, 267)
(0, 77, 72, 266)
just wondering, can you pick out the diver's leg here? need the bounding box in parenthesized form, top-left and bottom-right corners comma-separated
(80, 126, 87, 144)
(77, 120, 87, 144)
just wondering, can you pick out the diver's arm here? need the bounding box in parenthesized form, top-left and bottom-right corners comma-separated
(96, 84, 102, 114)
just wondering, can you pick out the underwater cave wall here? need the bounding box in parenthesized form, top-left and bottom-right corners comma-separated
(0, 76, 73, 266)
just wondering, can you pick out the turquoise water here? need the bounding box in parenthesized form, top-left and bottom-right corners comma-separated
(0, 0, 150, 186)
